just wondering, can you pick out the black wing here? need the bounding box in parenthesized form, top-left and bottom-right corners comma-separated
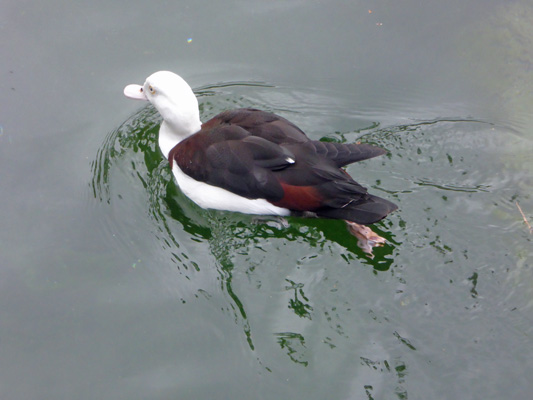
(170, 123, 294, 201)
(168, 108, 397, 224)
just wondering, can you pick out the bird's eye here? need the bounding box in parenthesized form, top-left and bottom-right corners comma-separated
(139, 87, 143, 93)
(149, 85, 155, 94)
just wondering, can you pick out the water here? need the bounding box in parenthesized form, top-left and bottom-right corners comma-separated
(1, 1, 532, 399)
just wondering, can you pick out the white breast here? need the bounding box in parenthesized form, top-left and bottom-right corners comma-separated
(171, 164, 291, 216)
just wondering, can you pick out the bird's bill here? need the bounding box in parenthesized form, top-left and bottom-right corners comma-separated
(123, 84, 147, 100)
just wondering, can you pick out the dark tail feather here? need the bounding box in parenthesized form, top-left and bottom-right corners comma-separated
(311, 141, 387, 167)
(317, 195, 397, 225)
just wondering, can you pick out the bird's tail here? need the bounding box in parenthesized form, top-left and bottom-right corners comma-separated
(317, 194, 397, 225)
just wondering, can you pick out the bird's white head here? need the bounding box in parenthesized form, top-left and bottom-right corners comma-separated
(124, 71, 202, 157)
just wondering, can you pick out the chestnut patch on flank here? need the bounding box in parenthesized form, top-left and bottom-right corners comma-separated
(272, 183, 323, 211)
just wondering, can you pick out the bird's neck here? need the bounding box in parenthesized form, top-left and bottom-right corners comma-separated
(158, 119, 201, 159)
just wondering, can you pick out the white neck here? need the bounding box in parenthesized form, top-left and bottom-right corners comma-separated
(140, 71, 203, 159)
(158, 119, 202, 159)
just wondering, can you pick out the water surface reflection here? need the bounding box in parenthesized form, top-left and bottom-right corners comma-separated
(91, 80, 531, 398)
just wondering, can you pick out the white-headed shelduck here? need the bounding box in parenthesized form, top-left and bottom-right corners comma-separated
(124, 71, 397, 255)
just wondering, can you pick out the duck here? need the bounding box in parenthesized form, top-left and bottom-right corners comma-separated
(124, 71, 397, 253)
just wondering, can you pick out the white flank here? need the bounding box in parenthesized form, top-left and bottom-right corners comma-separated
(171, 164, 291, 216)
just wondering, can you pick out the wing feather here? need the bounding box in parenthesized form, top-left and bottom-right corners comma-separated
(169, 108, 396, 224)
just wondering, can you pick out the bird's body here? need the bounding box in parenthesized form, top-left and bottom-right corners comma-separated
(124, 71, 397, 230)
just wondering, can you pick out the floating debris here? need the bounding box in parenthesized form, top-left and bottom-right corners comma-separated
(516, 201, 532, 234)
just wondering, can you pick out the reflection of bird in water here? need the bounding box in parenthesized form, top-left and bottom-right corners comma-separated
(124, 71, 397, 256)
